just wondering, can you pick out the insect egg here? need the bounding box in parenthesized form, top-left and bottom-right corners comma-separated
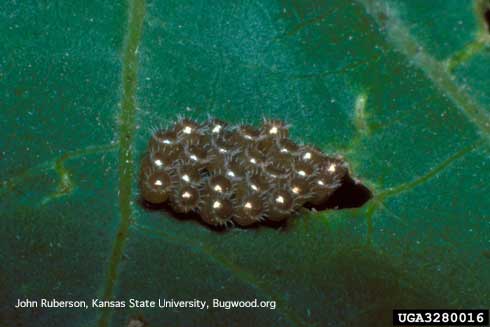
(184, 144, 210, 166)
(276, 138, 300, 155)
(233, 194, 266, 227)
(170, 185, 200, 213)
(204, 155, 227, 175)
(263, 162, 289, 181)
(148, 148, 176, 169)
(149, 129, 177, 146)
(174, 118, 201, 136)
(238, 125, 261, 140)
(292, 160, 316, 179)
(317, 157, 348, 184)
(241, 147, 267, 172)
(206, 174, 233, 195)
(256, 136, 275, 155)
(304, 158, 347, 205)
(232, 172, 269, 200)
(176, 162, 202, 185)
(199, 196, 234, 226)
(180, 132, 209, 147)
(267, 189, 296, 222)
(203, 118, 228, 135)
(267, 138, 300, 171)
(261, 119, 289, 138)
(230, 125, 261, 145)
(224, 158, 246, 181)
(308, 177, 339, 206)
(140, 168, 174, 204)
(298, 146, 325, 167)
(211, 133, 235, 154)
(287, 177, 313, 204)
(246, 173, 269, 194)
(148, 129, 180, 155)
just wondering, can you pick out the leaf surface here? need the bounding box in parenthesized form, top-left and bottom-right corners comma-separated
(1, 0, 489, 326)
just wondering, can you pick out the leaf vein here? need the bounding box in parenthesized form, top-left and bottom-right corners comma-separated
(98, 1, 146, 326)
(357, 0, 490, 139)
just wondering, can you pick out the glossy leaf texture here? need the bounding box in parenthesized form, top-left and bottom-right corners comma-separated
(1, 0, 490, 326)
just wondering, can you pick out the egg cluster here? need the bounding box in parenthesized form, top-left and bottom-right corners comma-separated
(139, 117, 348, 227)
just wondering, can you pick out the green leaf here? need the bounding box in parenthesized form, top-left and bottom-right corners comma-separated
(2, 0, 489, 326)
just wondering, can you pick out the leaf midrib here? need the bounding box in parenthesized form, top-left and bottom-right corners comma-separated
(98, 1, 146, 326)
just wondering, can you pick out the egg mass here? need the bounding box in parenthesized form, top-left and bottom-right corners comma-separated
(139, 117, 350, 228)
